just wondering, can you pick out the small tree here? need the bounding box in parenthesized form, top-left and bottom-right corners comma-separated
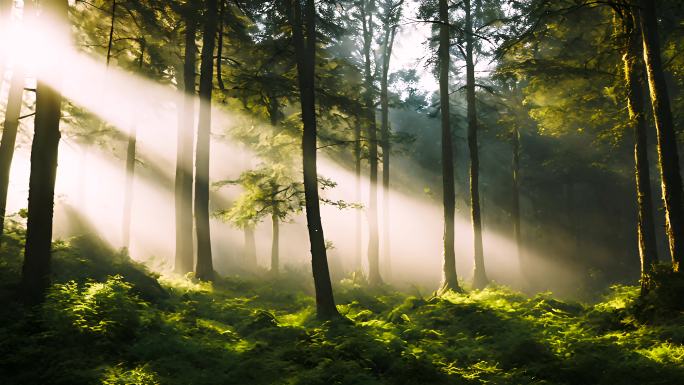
(216, 165, 303, 275)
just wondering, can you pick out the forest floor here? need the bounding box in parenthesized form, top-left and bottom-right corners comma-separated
(1, 229, 684, 384)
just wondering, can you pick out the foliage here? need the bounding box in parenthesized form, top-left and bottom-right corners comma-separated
(43, 275, 149, 342)
(2, 242, 683, 384)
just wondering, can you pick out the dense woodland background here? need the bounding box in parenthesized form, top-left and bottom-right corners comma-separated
(0, 0, 684, 384)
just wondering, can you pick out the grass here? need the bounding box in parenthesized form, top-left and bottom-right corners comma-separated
(1, 229, 683, 384)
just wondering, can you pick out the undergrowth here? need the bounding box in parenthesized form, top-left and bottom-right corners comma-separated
(1, 231, 683, 384)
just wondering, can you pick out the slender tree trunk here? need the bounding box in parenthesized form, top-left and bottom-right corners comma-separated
(439, 0, 460, 292)
(271, 213, 279, 275)
(289, 0, 339, 319)
(0, 67, 24, 244)
(381, 20, 397, 281)
(638, 0, 684, 271)
(175, 16, 197, 274)
(194, 0, 219, 281)
(619, 7, 658, 292)
(106, 0, 116, 66)
(268, 102, 280, 275)
(511, 125, 522, 274)
(121, 125, 136, 250)
(216, 0, 225, 91)
(354, 115, 362, 271)
(465, 0, 488, 289)
(0, 0, 11, 91)
(244, 226, 256, 270)
(361, 0, 382, 286)
(121, 41, 144, 252)
(21, 0, 68, 304)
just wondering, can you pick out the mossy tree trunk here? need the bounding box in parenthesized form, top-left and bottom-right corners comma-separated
(638, 0, 684, 271)
(617, 5, 658, 291)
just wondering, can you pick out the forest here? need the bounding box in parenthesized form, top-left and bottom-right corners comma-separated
(0, 0, 683, 383)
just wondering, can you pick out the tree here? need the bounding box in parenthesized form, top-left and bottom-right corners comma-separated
(462, 0, 489, 289)
(21, 0, 69, 304)
(0, 34, 25, 244)
(288, 0, 339, 319)
(121, 39, 145, 251)
(175, 7, 197, 274)
(437, 0, 460, 292)
(378, 0, 403, 280)
(217, 166, 303, 275)
(638, 0, 684, 271)
(195, 0, 219, 281)
(359, 0, 382, 286)
(615, 3, 658, 292)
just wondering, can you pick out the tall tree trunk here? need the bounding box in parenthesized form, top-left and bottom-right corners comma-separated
(268, 101, 280, 275)
(439, 0, 459, 292)
(194, 0, 219, 281)
(121, 41, 144, 252)
(216, 0, 225, 91)
(106, 0, 116, 66)
(511, 125, 523, 275)
(381, 18, 397, 281)
(362, 0, 382, 286)
(0, 67, 24, 244)
(271, 213, 279, 275)
(244, 226, 256, 269)
(0, 0, 11, 91)
(21, 0, 68, 304)
(121, 126, 136, 250)
(619, 7, 658, 292)
(289, 0, 339, 319)
(638, 0, 684, 271)
(354, 114, 362, 271)
(465, 0, 488, 289)
(175, 16, 197, 274)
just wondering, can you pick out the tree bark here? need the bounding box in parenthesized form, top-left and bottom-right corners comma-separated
(121, 41, 144, 252)
(380, 14, 397, 281)
(0, 0, 11, 90)
(638, 0, 684, 271)
(244, 226, 256, 270)
(106, 0, 116, 66)
(354, 114, 362, 271)
(439, 0, 460, 292)
(271, 213, 279, 275)
(619, 7, 658, 292)
(21, 0, 68, 304)
(175, 15, 197, 274)
(361, 0, 382, 286)
(216, 0, 225, 91)
(0, 67, 24, 244)
(511, 125, 523, 276)
(465, 0, 488, 289)
(194, 0, 219, 281)
(289, 0, 339, 319)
